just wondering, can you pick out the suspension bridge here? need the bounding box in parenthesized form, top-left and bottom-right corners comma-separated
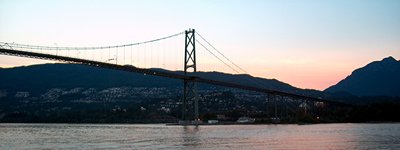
(0, 29, 345, 124)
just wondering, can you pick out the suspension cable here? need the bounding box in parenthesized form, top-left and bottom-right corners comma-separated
(196, 32, 270, 89)
(196, 39, 240, 73)
(196, 32, 248, 73)
(0, 31, 184, 51)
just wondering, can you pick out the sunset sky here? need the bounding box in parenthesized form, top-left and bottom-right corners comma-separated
(1, 0, 399, 90)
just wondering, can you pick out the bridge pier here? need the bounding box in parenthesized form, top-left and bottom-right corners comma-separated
(181, 28, 199, 124)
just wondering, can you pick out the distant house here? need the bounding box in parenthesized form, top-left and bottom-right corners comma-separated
(237, 117, 255, 123)
(208, 120, 219, 124)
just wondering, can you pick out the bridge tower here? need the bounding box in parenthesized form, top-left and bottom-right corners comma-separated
(181, 29, 199, 123)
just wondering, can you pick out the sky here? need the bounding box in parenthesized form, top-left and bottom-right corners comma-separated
(0, 0, 399, 90)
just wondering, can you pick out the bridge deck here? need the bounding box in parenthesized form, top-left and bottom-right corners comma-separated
(0, 48, 342, 104)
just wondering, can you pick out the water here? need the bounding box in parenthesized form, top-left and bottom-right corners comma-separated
(0, 123, 399, 149)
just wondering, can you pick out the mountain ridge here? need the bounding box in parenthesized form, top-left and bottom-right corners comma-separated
(0, 63, 312, 95)
(325, 56, 400, 97)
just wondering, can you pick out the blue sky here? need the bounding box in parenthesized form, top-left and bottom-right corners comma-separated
(1, 0, 399, 90)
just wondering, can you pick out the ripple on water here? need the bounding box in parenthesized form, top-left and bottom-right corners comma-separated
(0, 123, 400, 149)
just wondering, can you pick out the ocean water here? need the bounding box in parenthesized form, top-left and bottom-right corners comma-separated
(0, 123, 399, 149)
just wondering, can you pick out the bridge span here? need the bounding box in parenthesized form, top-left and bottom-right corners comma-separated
(0, 48, 336, 104)
(0, 29, 348, 123)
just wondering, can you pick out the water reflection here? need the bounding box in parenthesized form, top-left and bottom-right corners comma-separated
(183, 125, 199, 133)
(181, 125, 200, 148)
(258, 124, 360, 149)
(0, 123, 399, 149)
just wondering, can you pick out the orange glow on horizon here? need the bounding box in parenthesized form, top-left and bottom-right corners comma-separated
(2, 54, 390, 91)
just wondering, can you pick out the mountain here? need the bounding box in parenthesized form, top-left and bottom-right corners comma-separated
(1, 62, 399, 123)
(325, 56, 400, 97)
(0, 64, 179, 91)
(0, 63, 314, 95)
(0, 63, 327, 123)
